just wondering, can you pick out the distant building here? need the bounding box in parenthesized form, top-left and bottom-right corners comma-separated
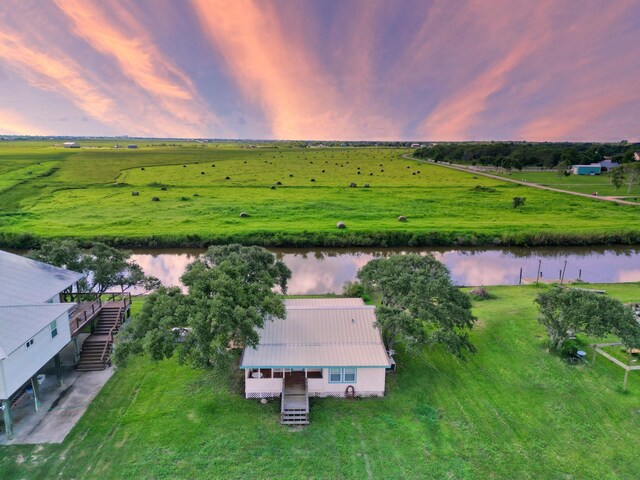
(62, 142, 80, 148)
(634, 152, 640, 161)
(127, 144, 138, 149)
(591, 159, 619, 171)
(572, 165, 602, 175)
(410, 143, 420, 148)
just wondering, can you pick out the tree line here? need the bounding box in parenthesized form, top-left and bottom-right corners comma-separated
(415, 142, 639, 170)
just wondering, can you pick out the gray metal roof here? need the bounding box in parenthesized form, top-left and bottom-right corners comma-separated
(241, 299, 390, 368)
(0, 304, 73, 359)
(0, 250, 84, 305)
(284, 298, 365, 308)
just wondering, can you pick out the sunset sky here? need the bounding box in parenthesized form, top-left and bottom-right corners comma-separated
(0, 0, 638, 141)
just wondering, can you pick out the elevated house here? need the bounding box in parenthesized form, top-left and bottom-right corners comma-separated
(241, 298, 392, 425)
(0, 250, 129, 439)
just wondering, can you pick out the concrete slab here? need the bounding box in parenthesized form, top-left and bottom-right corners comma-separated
(1, 356, 113, 444)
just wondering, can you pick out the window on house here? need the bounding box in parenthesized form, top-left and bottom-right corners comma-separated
(306, 369, 323, 379)
(25, 338, 34, 349)
(343, 368, 357, 383)
(50, 320, 58, 339)
(329, 368, 342, 383)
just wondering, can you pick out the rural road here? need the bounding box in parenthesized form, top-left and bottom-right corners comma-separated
(403, 154, 639, 207)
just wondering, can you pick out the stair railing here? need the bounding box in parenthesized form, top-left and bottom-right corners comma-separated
(99, 305, 124, 367)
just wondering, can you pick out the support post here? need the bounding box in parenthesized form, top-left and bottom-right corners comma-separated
(578, 269, 582, 281)
(55, 354, 63, 387)
(592, 349, 597, 365)
(536, 260, 541, 284)
(1, 399, 13, 440)
(623, 370, 629, 391)
(518, 267, 523, 285)
(31, 376, 42, 412)
(560, 260, 567, 285)
(73, 337, 80, 365)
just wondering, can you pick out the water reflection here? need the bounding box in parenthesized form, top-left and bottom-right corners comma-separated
(131, 246, 640, 295)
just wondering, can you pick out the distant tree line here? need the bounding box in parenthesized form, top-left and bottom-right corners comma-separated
(414, 142, 639, 170)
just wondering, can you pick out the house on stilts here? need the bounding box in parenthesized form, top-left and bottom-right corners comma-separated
(0, 250, 130, 440)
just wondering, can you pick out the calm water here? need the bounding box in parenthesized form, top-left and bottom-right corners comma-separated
(131, 246, 640, 295)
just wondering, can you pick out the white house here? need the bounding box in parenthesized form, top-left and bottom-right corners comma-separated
(62, 141, 80, 148)
(241, 298, 391, 424)
(0, 250, 83, 439)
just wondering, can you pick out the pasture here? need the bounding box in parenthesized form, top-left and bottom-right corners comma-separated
(497, 170, 640, 198)
(0, 142, 639, 247)
(1, 283, 639, 479)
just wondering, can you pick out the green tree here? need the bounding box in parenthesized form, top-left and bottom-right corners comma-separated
(113, 245, 291, 368)
(556, 160, 572, 177)
(624, 163, 640, 193)
(535, 287, 640, 352)
(28, 240, 157, 293)
(357, 254, 476, 358)
(611, 167, 625, 190)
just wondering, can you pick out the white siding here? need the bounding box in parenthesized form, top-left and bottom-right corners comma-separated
(0, 311, 71, 399)
(310, 368, 386, 397)
(243, 368, 387, 399)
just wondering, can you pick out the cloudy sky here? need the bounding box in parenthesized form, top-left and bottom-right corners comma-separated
(0, 0, 638, 141)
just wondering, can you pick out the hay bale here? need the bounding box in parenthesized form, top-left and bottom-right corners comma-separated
(369, 173, 373, 176)
(311, 178, 316, 182)
(201, 172, 205, 175)
(151, 196, 160, 201)
(357, 171, 361, 175)
(180, 196, 189, 201)
(183, 165, 187, 168)
(412, 172, 416, 175)
(270, 185, 276, 190)
(364, 184, 370, 188)
(336, 221, 346, 229)
(132, 191, 139, 196)
(193, 193, 200, 197)
(398, 215, 407, 222)
(349, 182, 357, 188)
(380, 169, 384, 172)
(321, 170, 325, 173)
(211, 164, 215, 167)
(225, 176, 230, 180)
(140, 167, 145, 171)
(160, 187, 167, 191)
(239, 212, 249, 218)
(289, 174, 293, 177)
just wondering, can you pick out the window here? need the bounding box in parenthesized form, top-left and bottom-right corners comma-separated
(343, 368, 357, 383)
(25, 338, 34, 349)
(329, 368, 358, 383)
(50, 320, 58, 339)
(306, 369, 323, 379)
(329, 368, 342, 383)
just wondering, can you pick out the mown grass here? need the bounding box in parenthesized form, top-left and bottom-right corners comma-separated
(497, 171, 640, 198)
(1, 283, 639, 479)
(1, 143, 640, 248)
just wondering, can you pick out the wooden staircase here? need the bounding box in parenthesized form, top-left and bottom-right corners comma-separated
(76, 304, 124, 371)
(281, 372, 309, 425)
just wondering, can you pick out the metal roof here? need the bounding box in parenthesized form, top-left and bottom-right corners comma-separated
(284, 298, 365, 308)
(241, 299, 390, 368)
(0, 250, 84, 305)
(0, 303, 73, 359)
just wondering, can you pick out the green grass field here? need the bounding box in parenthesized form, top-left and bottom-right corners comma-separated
(1, 283, 639, 479)
(1, 142, 640, 248)
(497, 170, 640, 198)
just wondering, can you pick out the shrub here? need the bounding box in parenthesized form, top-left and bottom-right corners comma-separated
(470, 287, 493, 300)
(343, 280, 364, 297)
(512, 197, 526, 208)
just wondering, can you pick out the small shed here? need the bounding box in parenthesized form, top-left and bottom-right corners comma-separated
(127, 144, 138, 149)
(571, 165, 601, 175)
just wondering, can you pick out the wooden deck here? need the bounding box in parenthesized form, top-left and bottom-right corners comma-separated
(281, 372, 309, 425)
(67, 293, 131, 337)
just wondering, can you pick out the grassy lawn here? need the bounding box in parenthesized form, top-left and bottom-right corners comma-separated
(2, 283, 639, 479)
(1, 143, 640, 247)
(496, 171, 640, 199)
